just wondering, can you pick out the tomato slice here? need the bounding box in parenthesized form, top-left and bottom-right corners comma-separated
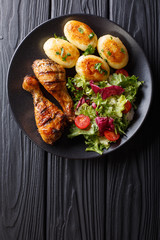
(75, 114, 90, 129)
(123, 100, 132, 114)
(104, 130, 120, 141)
(115, 69, 129, 77)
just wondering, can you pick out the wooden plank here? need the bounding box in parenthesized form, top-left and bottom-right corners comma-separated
(46, 155, 107, 240)
(0, 0, 50, 239)
(104, 0, 160, 239)
(51, 0, 108, 17)
(46, 1, 109, 239)
(46, 1, 160, 240)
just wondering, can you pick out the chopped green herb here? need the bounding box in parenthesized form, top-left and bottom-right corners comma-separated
(78, 27, 84, 33)
(62, 56, 67, 61)
(107, 51, 111, 56)
(60, 47, 71, 61)
(101, 49, 104, 52)
(94, 63, 101, 71)
(56, 51, 60, 55)
(54, 33, 61, 39)
(61, 47, 64, 57)
(94, 63, 108, 75)
(54, 33, 58, 38)
(110, 36, 113, 40)
(62, 54, 71, 61)
(83, 45, 95, 56)
(54, 33, 67, 40)
(88, 32, 94, 39)
(121, 48, 125, 53)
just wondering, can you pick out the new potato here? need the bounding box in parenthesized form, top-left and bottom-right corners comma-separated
(43, 38, 80, 68)
(76, 55, 110, 81)
(64, 20, 97, 51)
(97, 34, 129, 69)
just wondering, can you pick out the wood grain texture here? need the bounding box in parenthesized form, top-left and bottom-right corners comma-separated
(0, 0, 50, 239)
(46, 0, 160, 240)
(45, 1, 109, 239)
(46, 155, 106, 240)
(51, 0, 108, 17)
(106, 0, 160, 239)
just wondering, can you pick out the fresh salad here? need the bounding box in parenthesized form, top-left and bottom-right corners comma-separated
(67, 69, 143, 154)
(42, 19, 143, 154)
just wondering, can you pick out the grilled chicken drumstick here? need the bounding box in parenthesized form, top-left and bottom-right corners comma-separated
(32, 59, 75, 122)
(22, 75, 66, 144)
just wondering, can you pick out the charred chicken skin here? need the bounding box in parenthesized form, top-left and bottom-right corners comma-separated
(22, 75, 66, 144)
(32, 59, 75, 122)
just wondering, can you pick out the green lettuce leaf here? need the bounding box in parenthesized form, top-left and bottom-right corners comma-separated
(75, 103, 96, 119)
(66, 75, 94, 102)
(92, 94, 127, 118)
(84, 135, 110, 154)
(114, 95, 127, 117)
(68, 121, 98, 138)
(66, 77, 83, 102)
(114, 115, 130, 134)
(109, 73, 143, 102)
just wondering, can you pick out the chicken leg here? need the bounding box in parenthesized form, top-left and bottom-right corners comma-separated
(22, 75, 66, 144)
(32, 59, 75, 122)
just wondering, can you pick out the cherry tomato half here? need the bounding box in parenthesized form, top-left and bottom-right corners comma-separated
(115, 69, 129, 77)
(104, 130, 120, 141)
(123, 100, 132, 114)
(75, 114, 90, 129)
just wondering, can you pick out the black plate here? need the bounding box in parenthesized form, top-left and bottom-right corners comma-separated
(7, 14, 152, 159)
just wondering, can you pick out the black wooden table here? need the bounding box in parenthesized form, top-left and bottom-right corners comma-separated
(0, 0, 159, 239)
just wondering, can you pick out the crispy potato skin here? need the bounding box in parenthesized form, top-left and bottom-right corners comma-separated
(97, 34, 129, 69)
(64, 20, 97, 51)
(76, 55, 110, 81)
(43, 38, 80, 68)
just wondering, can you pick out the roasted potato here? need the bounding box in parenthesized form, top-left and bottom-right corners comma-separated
(64, 20, 97, 51)
(97, 34, 129, 69)
(76, 55, 110, 81)
(43, 38, 80, 68)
